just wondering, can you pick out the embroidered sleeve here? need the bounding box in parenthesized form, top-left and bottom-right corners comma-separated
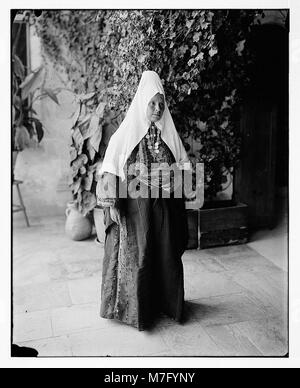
(96, 172, 119, 208)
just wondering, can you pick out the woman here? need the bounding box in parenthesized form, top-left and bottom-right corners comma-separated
(96, 71, 192, 331)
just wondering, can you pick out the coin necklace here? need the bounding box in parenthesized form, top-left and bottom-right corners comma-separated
(146, 123, 161, 158)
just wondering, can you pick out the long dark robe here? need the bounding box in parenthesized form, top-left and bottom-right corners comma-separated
(99, 127, 189, 330)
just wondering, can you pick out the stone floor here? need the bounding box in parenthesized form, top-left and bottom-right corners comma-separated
(12, 206, 288, 357)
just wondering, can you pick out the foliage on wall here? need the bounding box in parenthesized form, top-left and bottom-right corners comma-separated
(34, 9, 262, 206)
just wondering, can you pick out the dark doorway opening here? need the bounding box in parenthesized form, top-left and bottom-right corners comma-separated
(235, 21, 289, 229)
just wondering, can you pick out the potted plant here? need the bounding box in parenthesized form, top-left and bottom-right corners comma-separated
(65, 91, 119, 241)
(12, 15, 60, 175)
(65, 92, 103, 240)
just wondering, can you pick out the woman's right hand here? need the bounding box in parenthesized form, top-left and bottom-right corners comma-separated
(109, 206, 120, 224)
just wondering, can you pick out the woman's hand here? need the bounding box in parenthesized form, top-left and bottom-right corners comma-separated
(109, 206, 120, 224)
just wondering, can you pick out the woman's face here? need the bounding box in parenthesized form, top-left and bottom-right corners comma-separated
(146, 93, 165, 123)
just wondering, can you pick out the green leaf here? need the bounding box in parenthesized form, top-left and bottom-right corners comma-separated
(71, 168, 79, 179)
(95, 102, 106, 117)
(43, 88, 60, 105)
(188, 58, 195, 66)
(193, 32, 201, 42)
(190, 45, 197, 56)
(190, 82, 198, 91)
(86, 114, 100, 139)
(83, 171, 94, 191)
(14, 125, 31, 151)
(137, 53, 147, 63)
(71, 154, 88, 171)
(78, 112, 93, 128)
(86, 138, 96, 160)
(208, 47, 218, 57)
(220, 120, 229, 129)
(90, 123, 102, 152)
(200, 18, 209, 29)
(71, 177, 82, 194)
(80, 166, 87, 175)
(30, 117, 44, 142)
(72, 127, 84, 149)
(79, 121, 92, 140)
(81, 191, 97, 215)
(13, 95, 22, 111)
(13, 54, 25, 80)
(81, 102, 105, 141)
(70, 146, 77, 162)
(197, 120, 207, 132)
(178, 45, 188, 56)
(77, 92, 96, 101)
(195, 52, 204, 61)
(236, 39, 245, 56)
(20, 66, 44, 100)
(68, 105, 81, 128)
(88, 162, 99, 173)
(186, 19, 194, 29)
(67, 172, 74, 187)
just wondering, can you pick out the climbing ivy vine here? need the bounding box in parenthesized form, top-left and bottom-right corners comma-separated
(34, 9, 262, 207)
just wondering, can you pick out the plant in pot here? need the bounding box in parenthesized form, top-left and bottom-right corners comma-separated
(12, 49, 60, 178)
(69, 93, 99, 240)
(12, 11, 61, 171)
(66, 91, 119, 242)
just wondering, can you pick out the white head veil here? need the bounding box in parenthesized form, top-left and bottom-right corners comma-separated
(99, 70, 191, 181)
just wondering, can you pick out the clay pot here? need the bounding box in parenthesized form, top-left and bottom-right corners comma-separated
(65, 201, 93, 241)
